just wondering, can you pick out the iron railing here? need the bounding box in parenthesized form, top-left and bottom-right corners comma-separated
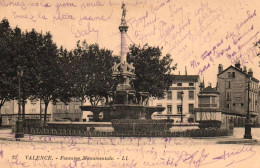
(23, 126, 232, 137)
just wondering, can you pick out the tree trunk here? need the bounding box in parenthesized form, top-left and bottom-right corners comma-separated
(0, 99, 5, 114)
(105, 95, 109, 105)
(22, 98, 25, 121)
(40, 99, 42, 120)
(90, 96, 94, 106)
(44, 101, 49, 122)
(0, 104, 2, 126)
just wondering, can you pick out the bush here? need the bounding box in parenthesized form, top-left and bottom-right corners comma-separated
(198, 120, 221, 129)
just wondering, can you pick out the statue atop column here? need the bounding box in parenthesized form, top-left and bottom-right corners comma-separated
(121, 3, 127, 25)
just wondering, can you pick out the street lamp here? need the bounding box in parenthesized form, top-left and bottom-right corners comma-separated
(244, 77, 252, 139)
(180, 91, 184, 123)
(15, 66, 24, 139)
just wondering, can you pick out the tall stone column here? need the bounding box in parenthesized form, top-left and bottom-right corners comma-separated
(119, 3, 128, 67)
(119, 26, 128, 65)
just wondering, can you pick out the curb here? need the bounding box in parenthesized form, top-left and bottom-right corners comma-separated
(0, 134, 259, 145)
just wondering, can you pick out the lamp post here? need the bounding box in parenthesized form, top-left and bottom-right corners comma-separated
(244, 77, 252, 139)
(180, 91, 184, 123)
(15, 66, 24, 138)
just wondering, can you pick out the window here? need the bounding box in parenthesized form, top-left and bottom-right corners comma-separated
(189, 83, 194, 86)
(228, 72, 235, 78)
(226, 103, 230, 108)
(228, 72, 232, 78)
(189, 104, 194, 114)
(177, 91, 183, 100)
(167, 105, 172, 114)
(232, 72, 235, 77)
(226, 81, 231, 89)
(241, 103, 244, 107)
(227, 92, 231, 101)
(177, 105, 182, 114)
(177, 83, 182, 86)
(65, 105, 69, 112)
(74, 104, 80, 113)
(31, 104, 36, 113)
(189, 91, 194, 100)
(212, 97, 216, 104)
(167, 91, 172, 100)
(56, 105, 62, 113)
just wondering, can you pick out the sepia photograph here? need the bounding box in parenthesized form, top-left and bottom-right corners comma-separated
(0, 0, 260, 167)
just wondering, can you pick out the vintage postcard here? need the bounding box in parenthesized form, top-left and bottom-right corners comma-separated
(0, 0, 260, 168)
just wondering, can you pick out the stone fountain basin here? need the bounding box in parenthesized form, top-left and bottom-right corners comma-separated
(80, 105, 165, 120)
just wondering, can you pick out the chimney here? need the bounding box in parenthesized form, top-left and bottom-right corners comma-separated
(243, 66, 247, 73)
(235, 60, 241, 69)
(199, 82, 204, 91)
(185, 66, 187, 75)
(218, 64, 223, 74)
(248, 68, 253, 77)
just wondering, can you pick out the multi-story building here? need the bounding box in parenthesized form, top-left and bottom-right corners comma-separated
(194, 85, 245, 128)
(217, 62, 259, 124)
(52, 98, 82, 122)
(0, 99, 52, 126)
(258, 91, 260, 125)
(198, 85, 220, 109)
(151, 74, 200, 122)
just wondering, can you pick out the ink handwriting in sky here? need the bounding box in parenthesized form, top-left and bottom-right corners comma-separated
(0, 0, 259, 84)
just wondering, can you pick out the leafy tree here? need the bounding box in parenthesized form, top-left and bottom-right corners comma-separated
(86, 44, 116, 105)
(56, 46, 74, 104)
(0, 19, 32, 118)
(69, 41, 115, 105)
(0, 19, 16, 112)
(255, 39, 260, 66)
(127, 44, 177, 100)
(30, 31, 60, 122)
(19, 29, 42, 120)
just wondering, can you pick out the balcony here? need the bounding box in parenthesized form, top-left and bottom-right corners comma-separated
(198, 104, 218, 108)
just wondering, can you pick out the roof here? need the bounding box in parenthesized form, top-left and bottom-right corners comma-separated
(173, 75, 199, 82)
(200, 86, 219, 94)
(218, 65, 259, 83)
(194, 108, 246, 117)
(220, 108, 246, 116)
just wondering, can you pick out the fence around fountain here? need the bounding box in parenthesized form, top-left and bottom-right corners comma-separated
(23, 121, 233, 137)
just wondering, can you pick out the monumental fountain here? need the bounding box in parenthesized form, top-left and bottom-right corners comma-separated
(80, 3, 171, 134)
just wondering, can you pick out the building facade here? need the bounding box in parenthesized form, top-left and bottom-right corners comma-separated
(52, 98, 82, 122)
(151, 74, 200, 122)
(0, 99, 52, 126)
(194, 85, 245, 128)
(217, 62, 259, 124)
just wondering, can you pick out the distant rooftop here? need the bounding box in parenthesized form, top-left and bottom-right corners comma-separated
(173, 75, 199, 82)
(200, 86, 219, 94)
(218, 64, 259, 83)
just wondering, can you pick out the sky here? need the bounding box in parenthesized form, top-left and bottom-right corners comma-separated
(0, 0, 260, 86)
